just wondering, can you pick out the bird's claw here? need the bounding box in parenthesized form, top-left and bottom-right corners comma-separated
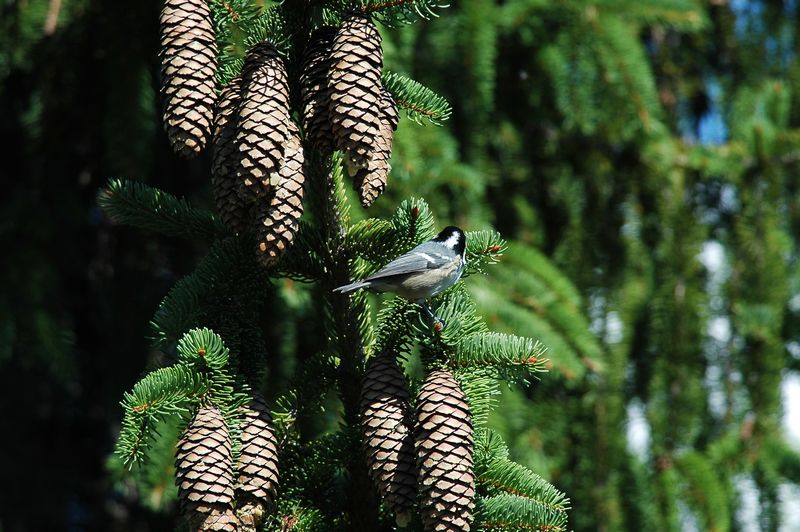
(419, 302, 446, 331)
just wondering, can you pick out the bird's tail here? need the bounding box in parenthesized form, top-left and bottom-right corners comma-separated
(332, 281, 371, 294)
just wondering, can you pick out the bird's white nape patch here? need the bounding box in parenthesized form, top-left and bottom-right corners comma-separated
(443, 231, 462, 249)
(415, 252, 437, 262)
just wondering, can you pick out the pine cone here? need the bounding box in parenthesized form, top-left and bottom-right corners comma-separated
(354, 87, 399, 207)
(300, 26, 337, 152)
(211, 76, 248, 232)
(329, 15, 384, 173)
(254, 121, 306, 267)
(236, 394, 280, 530)
(415, 370, 475, 531)
(236, 43, 291, 201)
(360, 351, 416, 526)
(159, 0, 218, 158)
(191, 509, 240, 532)
(175, 406, 237, 529)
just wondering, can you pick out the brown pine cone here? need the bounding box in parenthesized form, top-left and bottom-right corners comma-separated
(235, 394, 280, 530)
(300, 26, 337, 152)
(360, 351, 416, 526)
(175, 406, 236, 525)
(236, 43, 290, 201)
(159, 0, 218, 158)
(190, 508, 240, 532)
(211, 76, 248, 233)
(415, 369, 475, 531)
(254, 120, 306, 267)
(354, 87, 399, 207)
(328, 15, 384, 174)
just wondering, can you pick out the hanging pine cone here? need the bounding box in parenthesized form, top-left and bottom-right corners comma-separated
(415, 369, 475, 532)
(328, 15, 384, 174)
(354, 87, 399, 207)
(236, 394, 280, 531)
(211, 76, 248, 233)
(254, 120, 306, 267)
(300, 26, 336, 152)
(175, 405, 239, 531)
(159, 0, 218, 158)
(236, 43, 291, 201)
(360, 351, 416, 526)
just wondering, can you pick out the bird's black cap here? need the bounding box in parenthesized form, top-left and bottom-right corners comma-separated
(433, 226, 466, 256)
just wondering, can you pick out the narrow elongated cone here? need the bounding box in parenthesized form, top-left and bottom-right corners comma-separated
(360, 351, 416, 526)
(329, 15, 383, 173)
(159, 0, 217, 158)
(175, 406, 238, 530)
(236, 394, 280, 530)
(236, 43, 290, 201)
(211, 76, 248, 232)
(415, 370, 475, 531)
(254, 121, 306, 267)
(354, 87, 399, 207)
(300, 26, 336, 152)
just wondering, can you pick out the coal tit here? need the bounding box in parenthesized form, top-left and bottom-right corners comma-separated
(333, 226, 467, 323)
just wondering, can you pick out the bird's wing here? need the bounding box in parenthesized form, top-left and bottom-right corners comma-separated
(364, 247, 452, 281)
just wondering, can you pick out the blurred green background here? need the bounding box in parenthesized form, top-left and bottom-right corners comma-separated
(3, 0, 800, 530)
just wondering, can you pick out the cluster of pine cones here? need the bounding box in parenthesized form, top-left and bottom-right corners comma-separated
(159, 0, 398, 267)
(175, 396, 279, 531)
(161, 1, 474, 530)
(361, 352, 475, 531)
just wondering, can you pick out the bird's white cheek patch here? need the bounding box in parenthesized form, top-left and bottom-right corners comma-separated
(443, 232, 462, 249)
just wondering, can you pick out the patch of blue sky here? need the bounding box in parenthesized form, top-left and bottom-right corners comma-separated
(685, 76, 728, 146)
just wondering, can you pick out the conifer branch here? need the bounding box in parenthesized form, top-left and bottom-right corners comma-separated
(673, 451, 731, 532)
(116, 329, 252, 468)
(276, 220, 327, 282)
(453, 367, 499, 427)
(99, 179, 225, 241)
(464, 229, 507, 276)
(475, 493, 569, 531)
(357, 0, 449, 27)
(374, 297, 417, 354)
(208, 0, 261, 56)
(382, 71, 452, 125)
(117, 365, 211, 466)
(177, 326, 231, 370)
(451, 332, 548, 371)
(150, 238, 265, 347)
(477, 458, 569, 511)
(243, 7, 290, 53)
(474, 428, 510, 463)
(424, 285, 488, 344)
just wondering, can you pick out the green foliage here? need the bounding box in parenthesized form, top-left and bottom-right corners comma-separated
(116, 365, 210, 466)
(473, 430, 570, 529)
(149, 237, 266, 353)
(116, 328, 250, 467)
(452, 332, 547, 371)
(474, 493, 568, 531)
(99, 179, 225, 241)
(379, 0, 800, 528)
(674, 451, 730, 532)
(468, 242, 603, 381)
(383, 71, 453, 125)
(107, 416, 182, 511)
(359, 0, 449, 27)
(464, 229, 507, 276)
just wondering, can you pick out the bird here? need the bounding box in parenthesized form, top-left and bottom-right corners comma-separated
(333, 226, 467, 326)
